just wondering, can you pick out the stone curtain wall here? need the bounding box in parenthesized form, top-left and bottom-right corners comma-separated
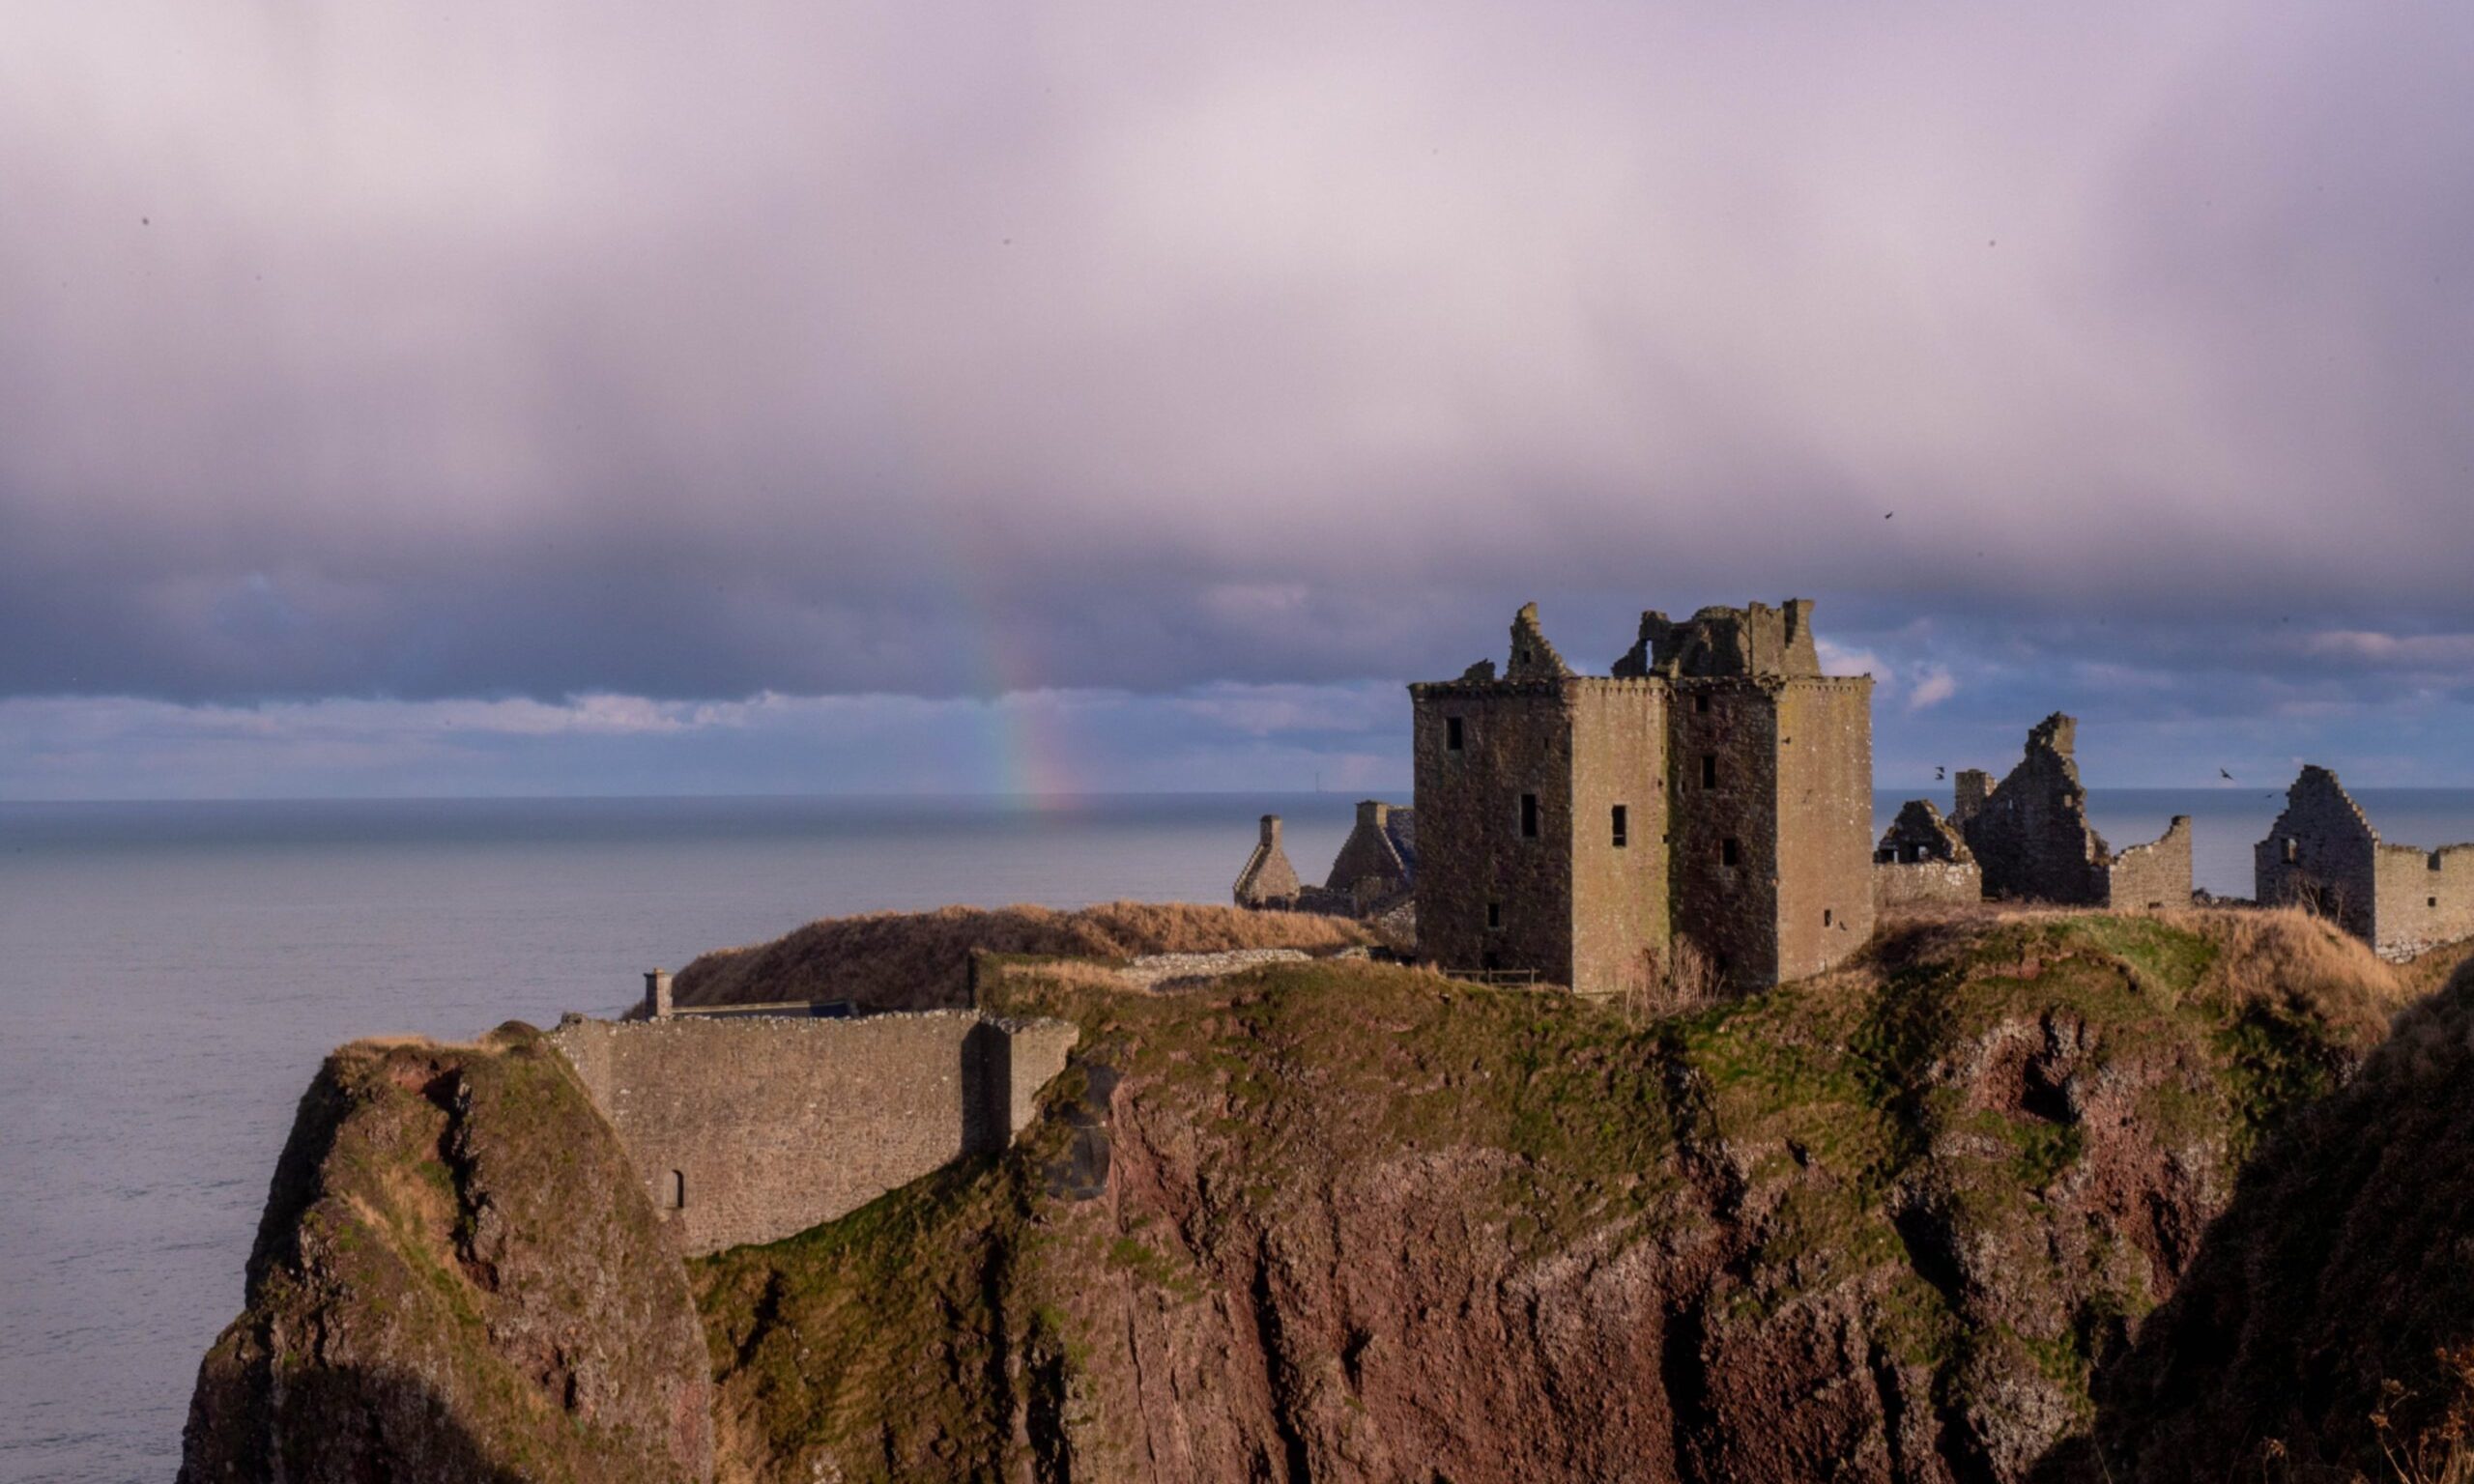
(2372, 843, 2474, 960)
(549, 1013, 1077, 1256)
(1667, 679, 1784, 989)
(2103, 815, 2194, 911)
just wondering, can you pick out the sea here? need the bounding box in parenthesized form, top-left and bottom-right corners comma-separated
(8, 786, 2474, 1482)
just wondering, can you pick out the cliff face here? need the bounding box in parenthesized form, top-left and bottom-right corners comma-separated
(192, 909, 2472, 1483)
(691, 910, 2417, 1483)
(181, 1026, 713, 1484)
(2079, 963, 2474, 1481)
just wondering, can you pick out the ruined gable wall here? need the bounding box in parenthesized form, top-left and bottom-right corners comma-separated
(2372, 843, 2474, 960)
(1963, 728, 2108, 905)
(2103, 815, 2193, 911)
(2255, 768, 2380, 944)
(1667, 679, 1783, 990)
(1567, 680, 1670, 998)
(1410, 682, 1576, 984)
(1234, 816, 1302, 908)
(1324, 802, 1411, 899)
(1770, 679, 1877, 981)
(548, 1013, 1077, 1256)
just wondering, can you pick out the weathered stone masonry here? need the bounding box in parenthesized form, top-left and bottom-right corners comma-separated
(1957, 713, 2191, 909)
(1234, 801, 1415, 917)
(2257, 764, 2474, 960)
(549, 1012, 1077, 1256)
(1872, 798, 1982, 909)
(1410, 599, 1875, 997)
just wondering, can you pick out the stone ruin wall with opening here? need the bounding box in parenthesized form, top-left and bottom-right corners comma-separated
(549, 1012, 1077, 1256)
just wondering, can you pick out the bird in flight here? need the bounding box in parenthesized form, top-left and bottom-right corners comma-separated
(1935, 765, 1946, 781)
(2219, 768, 2235, 781)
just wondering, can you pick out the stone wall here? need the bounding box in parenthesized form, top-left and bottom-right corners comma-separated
(548, 1012, 1077, 1256)
(1769, 679, 1877, 983)
(2256, 765, 2381, 943)
(1874, 860, 1983, 909)
(2372, 843, 2474, 959)
(1233, 815, 1302, 908)
(1962, 714, 2110, 904)
(1410, 679, 1578, 984)
(2103, 814, 2194, 911)
(1667, 679, 1783, 988)
(1567, 680, 1670, 1001)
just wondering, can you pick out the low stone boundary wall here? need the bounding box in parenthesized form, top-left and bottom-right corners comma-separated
(1874, 860, 1982, 910)
(1117, 948, 1313, 990)
(550, 1011, 1077, 1256)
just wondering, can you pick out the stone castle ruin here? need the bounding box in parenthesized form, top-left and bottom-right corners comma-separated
(2257, 764, 2474, 961)
(1410, 599, 1875, 997)
(1871, 798, 1982, 908)
(1945, 713, 2193, 909)
(1233, 800, 1416, 918)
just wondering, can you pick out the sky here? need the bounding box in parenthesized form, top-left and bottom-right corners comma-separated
(4, 1, 2471, 799)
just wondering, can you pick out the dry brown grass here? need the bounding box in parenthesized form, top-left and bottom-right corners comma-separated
(2160, 905, 2416, 1037)
(672, 900, 1377, 1013)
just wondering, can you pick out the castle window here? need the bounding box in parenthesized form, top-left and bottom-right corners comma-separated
(1721, 837, 1740, 867)
(1701, 754, 1718, 789)
(1824, 908, 1833, 928)
(1486, 901, 1502, 930)
(669, 1170, 686, 1210)
(1521, 793, 1539, 839)
(1611, 805, 1628, 847)
(1695, 692, 1711, 715)
(2284, 838, 2299, 864)
(1446, 716, 1464, 751)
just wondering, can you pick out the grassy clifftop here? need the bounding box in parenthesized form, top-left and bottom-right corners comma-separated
(692, 908, 2432, 1483)
(182, 1027, 713, 1484)
(672, 900, 1378, 1013)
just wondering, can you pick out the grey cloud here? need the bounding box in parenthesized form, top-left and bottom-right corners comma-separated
(3, 1, 2473, 709)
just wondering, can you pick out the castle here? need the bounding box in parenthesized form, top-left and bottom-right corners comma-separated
(1409, 599, 1876, 997)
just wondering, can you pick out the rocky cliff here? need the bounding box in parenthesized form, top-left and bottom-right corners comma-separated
(192, 909, 2474, 1483)
(181, 1026, 713, 1484)
(691, 910, 2433, 1482)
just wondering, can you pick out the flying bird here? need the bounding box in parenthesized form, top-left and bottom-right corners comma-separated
(1935, 765, 1946, 781)
(2219, 768, 2235, 781)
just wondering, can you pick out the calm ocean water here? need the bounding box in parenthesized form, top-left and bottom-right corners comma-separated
(7, 786, 2474, 1481)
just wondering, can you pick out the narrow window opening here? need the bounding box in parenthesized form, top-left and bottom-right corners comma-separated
(1611, 805, 1628, 847)
(1521, 792, 1539, 838)
(2431, 851, 2446, 870)
(1515, 646, 1531, 666)
(1694, 692, 1711, 715)
(669, 1170, 686, 1211)
(1701, 754, 1718, 789)
(1446, 715, 1464, 751)
(1486, 901, 1502, 930)
(2284, 838, 2299, 864)
(1721, 837, 1740, 867)
(1824, 908, 1833, 928)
